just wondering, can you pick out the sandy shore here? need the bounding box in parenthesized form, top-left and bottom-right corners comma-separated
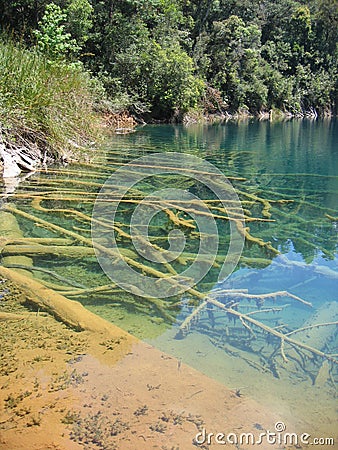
(0, 279, 303, 450)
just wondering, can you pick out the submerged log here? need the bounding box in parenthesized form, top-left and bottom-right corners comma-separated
(176, 295, 337, 367)
(0, 265, 137, 341)
(3, 263, 86, 288)
(285, 302, 338, 349)
(0, 211, 33, 276)
(285, 301, 338, 385)
(2, 244, 95, 258)
(208, 298, 336, 364)
(1, 243, 140, 263)
(2, 237, 74, 245)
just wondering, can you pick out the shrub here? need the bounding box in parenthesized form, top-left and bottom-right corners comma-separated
(0, 38, 100, 158)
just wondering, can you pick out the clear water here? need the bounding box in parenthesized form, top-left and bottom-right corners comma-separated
(1, 118, 337, 435)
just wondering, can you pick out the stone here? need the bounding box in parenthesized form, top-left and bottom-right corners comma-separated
(0, 145, 21, 178)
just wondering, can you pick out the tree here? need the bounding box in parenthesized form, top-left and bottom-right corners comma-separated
(65, 0, 93, 48)
(207, 15, 268, 112)
(33, 3, 79, 61)
(0, 0, 336, 117)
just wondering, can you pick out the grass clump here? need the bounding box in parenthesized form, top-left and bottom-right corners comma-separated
(0, 37, 101, 160)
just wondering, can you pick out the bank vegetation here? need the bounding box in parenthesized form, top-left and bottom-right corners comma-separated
(0, 0, 337, 170)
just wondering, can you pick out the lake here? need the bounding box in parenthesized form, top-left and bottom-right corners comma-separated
(1, 118, 337, 440)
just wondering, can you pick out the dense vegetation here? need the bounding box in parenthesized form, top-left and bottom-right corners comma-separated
(0, 38, 100, 158)
(0, 0, 337, 122)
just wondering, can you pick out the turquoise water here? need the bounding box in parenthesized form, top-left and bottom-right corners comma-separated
(136, 120, 338, 437)
(2, 119, 337, 331)
(128, 121, 338, 361)
(1, 119, 337, 431)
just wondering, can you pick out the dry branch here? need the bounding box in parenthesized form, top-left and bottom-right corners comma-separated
(212, 290, 312, 308)
(3, 263, 86, 288)
(285, 321, 338, 337)
(176, 296, 337, 365)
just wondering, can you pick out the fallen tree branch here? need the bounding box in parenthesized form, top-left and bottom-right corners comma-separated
(3, 263, 86, 288)
(285, 321, 338, 337)
(0, 265, 136, 342)
(0, 311, 28, 321)
(176, 297, 336, 365)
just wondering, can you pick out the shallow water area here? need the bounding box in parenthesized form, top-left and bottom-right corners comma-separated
(1, 119, 337, 446)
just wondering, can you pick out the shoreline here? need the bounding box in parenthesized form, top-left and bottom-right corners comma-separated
(1, 113, 336, 180)
(1, 121, 337, 449)
(0, 279, 296, 450)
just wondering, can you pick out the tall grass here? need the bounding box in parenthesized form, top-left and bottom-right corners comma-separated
(0, 38, 100, 158)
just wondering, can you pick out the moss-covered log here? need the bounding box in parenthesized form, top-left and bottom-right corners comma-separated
(0, 265, 137, 343)
(0, 211, 33, 276)
(2, 244, 95, 258)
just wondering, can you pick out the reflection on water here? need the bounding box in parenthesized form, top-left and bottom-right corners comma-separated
(1, 119, 337, 436)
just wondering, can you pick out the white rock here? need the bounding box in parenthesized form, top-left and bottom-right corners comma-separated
(0, 146, 22, 178)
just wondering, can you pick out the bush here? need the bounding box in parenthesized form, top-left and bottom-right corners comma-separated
(0, 38, 100, 157)
(113, 40, 204, 119)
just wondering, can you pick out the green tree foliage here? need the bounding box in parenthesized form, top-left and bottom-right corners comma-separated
(0, 0, 337, 117)
(82, 0, 203, 118)
(206, 16, 267, 112)
(66, 0, 93, 47)
(0, 0, 92, 49)
(33, 3, 79, 61)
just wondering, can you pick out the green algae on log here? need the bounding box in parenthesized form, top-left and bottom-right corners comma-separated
(1, 142, 337, 383)
(0, 265, 136, 343)
(0, 211, 33, 277)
